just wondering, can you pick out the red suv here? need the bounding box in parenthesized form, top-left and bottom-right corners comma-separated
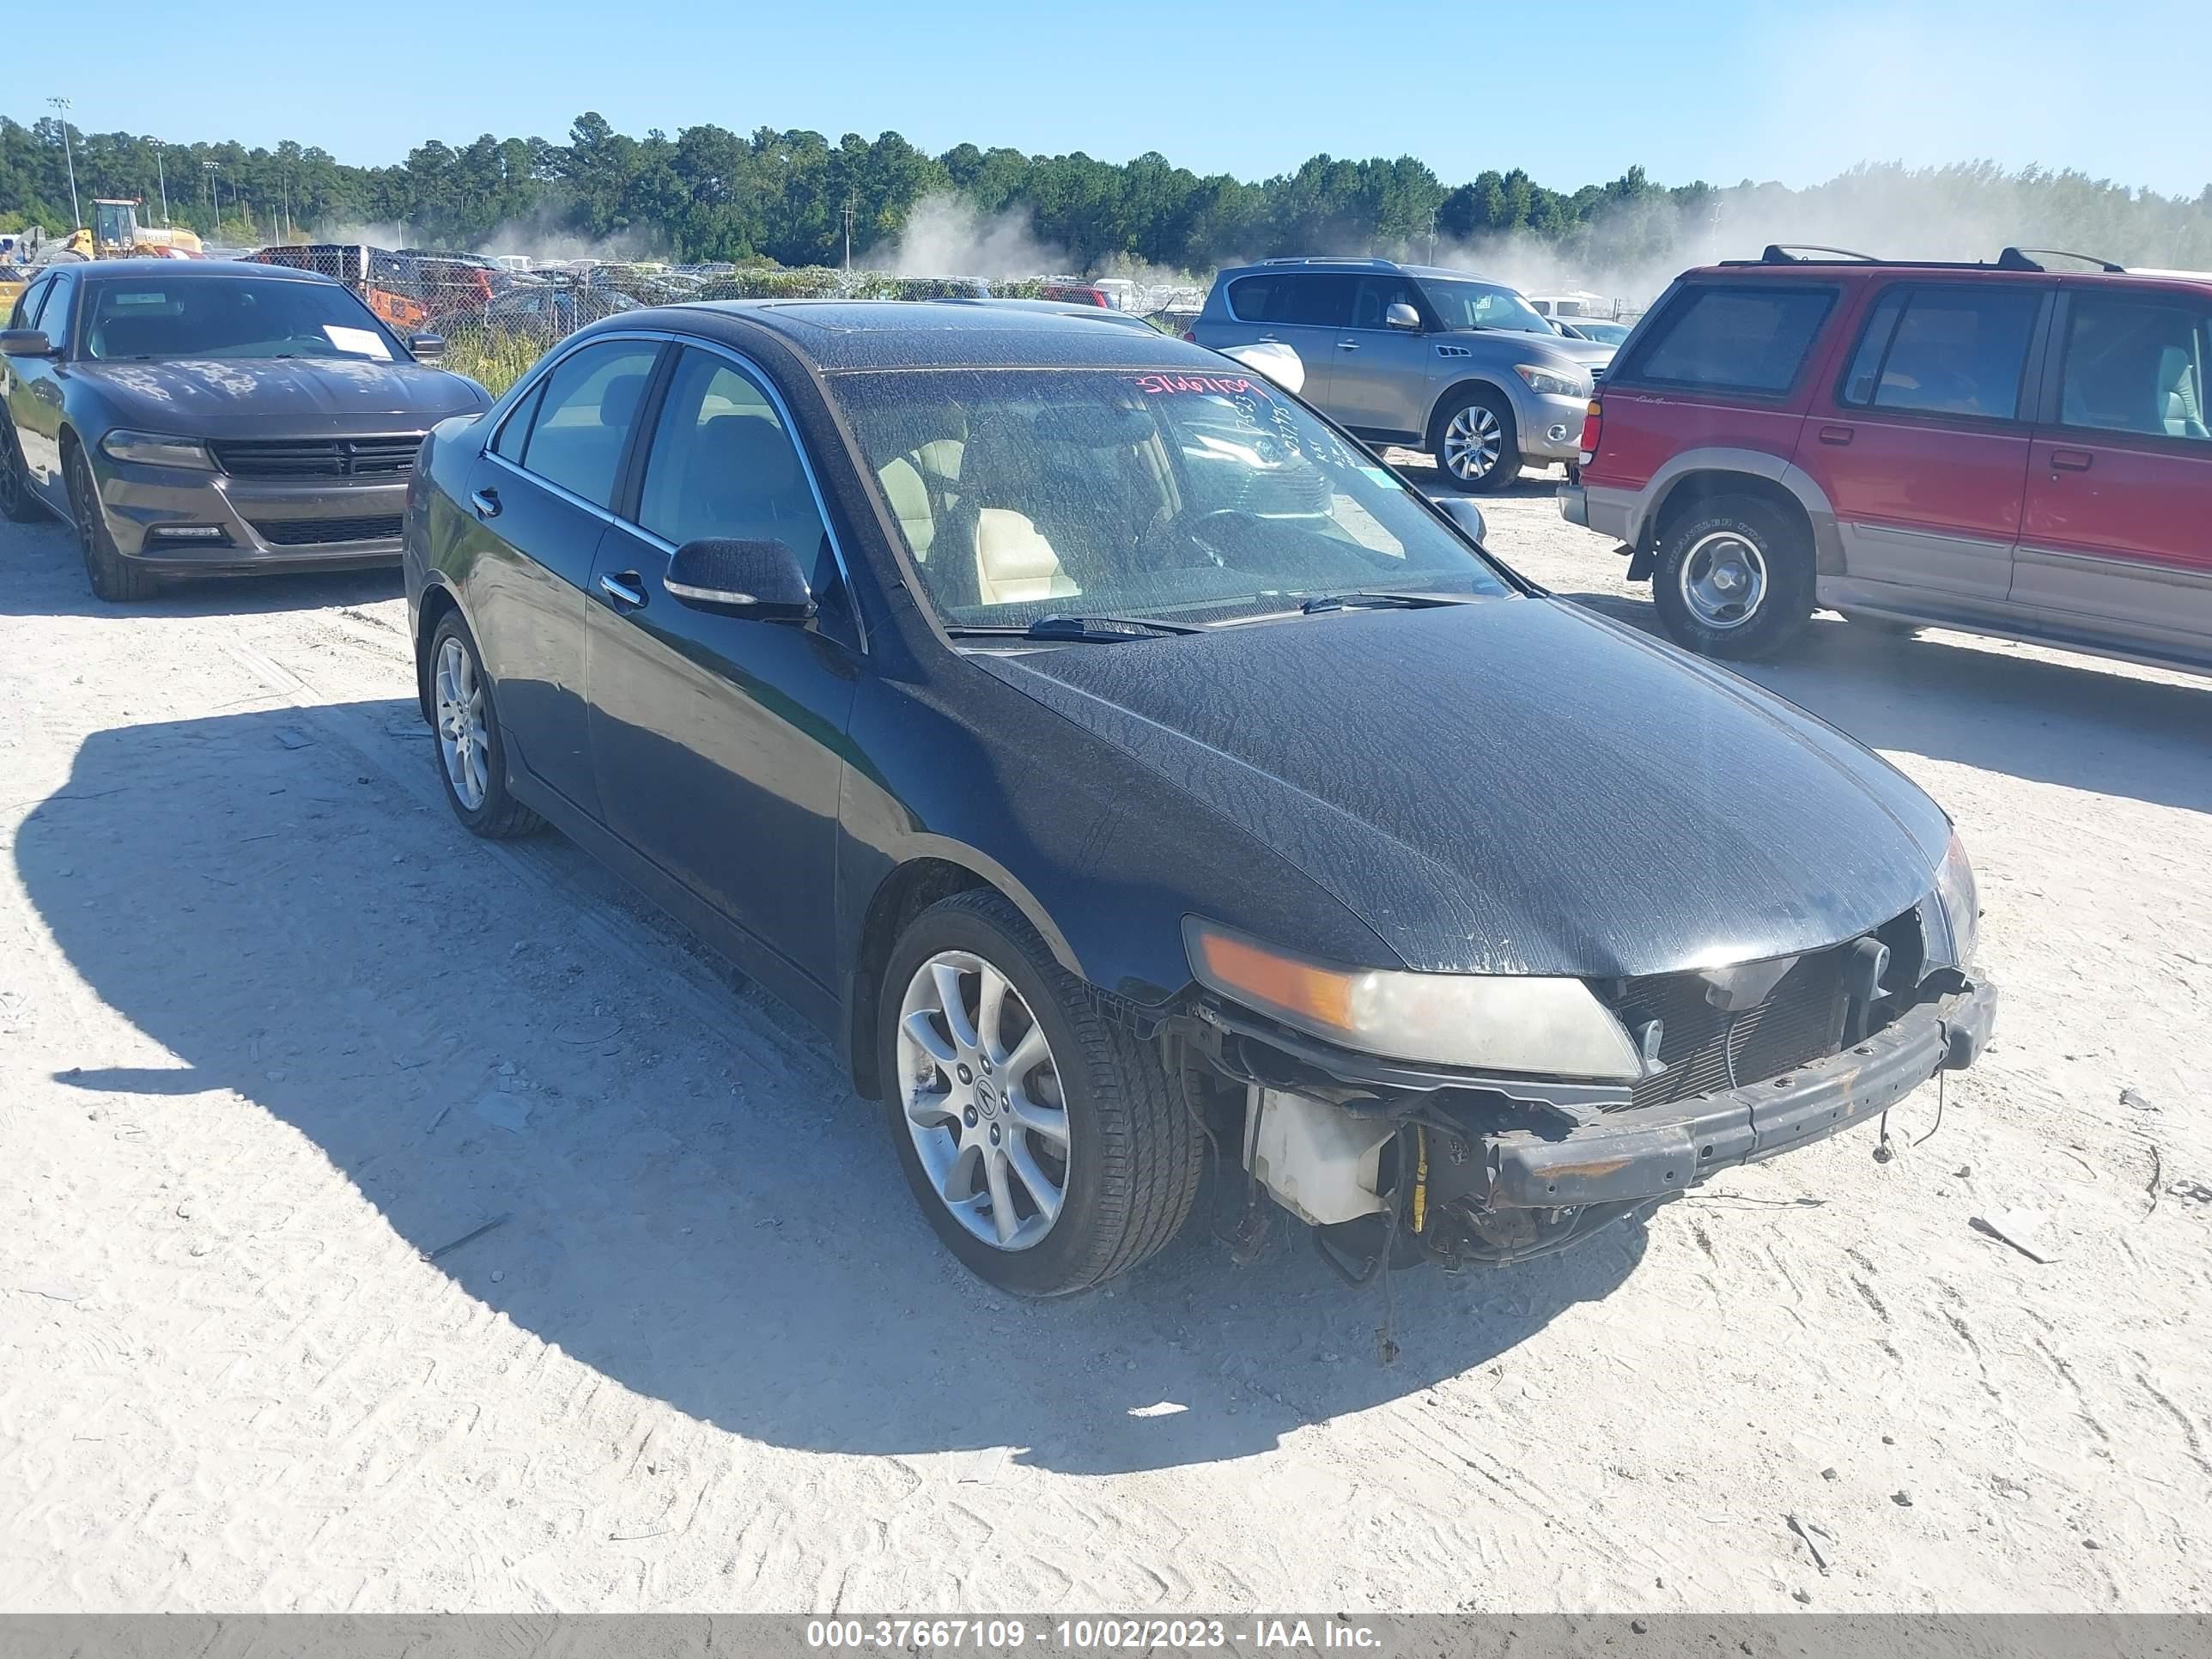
(1562, 246, 2212, 670)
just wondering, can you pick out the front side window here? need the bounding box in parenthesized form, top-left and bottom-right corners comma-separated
(37, 271, 76, 349)
(832, 366, 1512, 627)
(638, 349, 836, 593)
(2056, 293, 2212, 442)
(79, 276, 401, 362)
(1349, 276, 1423, 331)
(510, 338, 661, 508)
(10, 277, 49, 332)
(1416, 278, 1554, 336)
(1840, 285, 2042, 420)
(1627, 284, 1837, 394)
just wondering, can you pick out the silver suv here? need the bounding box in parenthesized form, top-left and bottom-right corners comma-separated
(1194, 258, 1614, 492)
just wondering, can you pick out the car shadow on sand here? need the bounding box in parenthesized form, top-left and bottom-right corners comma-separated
(1551, 589, 2212, 817)
(19, 702, 1643, 1476)
(0, 519, 402, 620)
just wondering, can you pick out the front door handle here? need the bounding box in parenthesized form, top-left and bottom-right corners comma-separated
(599, 570, 647, 610)
(1817, 425, 1854, 446)
(2049, 448, 2094, 472)
(1337, 338, 1360, 351)
(469, 487, 501, 519)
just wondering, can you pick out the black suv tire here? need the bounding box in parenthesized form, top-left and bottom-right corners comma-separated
(1650, 495, 1814, 661)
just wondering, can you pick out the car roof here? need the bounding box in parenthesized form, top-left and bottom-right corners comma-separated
(1215, 257, 1510, 286)
(648, 298, 1220, 372)
(70, 258, 340, 285)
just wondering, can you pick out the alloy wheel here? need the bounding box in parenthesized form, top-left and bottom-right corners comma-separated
(896, 950, 1071, 1251)
(0, 434, 21, 517)
(68, 453, 99, 564)
(1678, 530, 1770, 630)
(434, 635, 490, 810)
(1443, 404, 1503, 482)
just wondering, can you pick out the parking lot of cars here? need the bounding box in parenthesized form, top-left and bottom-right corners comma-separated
(3, 428, 2209, 1609)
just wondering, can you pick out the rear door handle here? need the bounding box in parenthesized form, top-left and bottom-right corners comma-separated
(469, 487, 501, 519)
(1337, 338, 1360, 351)
(598, 570, 647, 610)
(1817, 425, 1854, 446)
(2049, 448, 2094, 472)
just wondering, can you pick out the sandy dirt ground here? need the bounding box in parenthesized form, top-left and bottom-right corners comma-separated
(2, 463, 2209, 1614)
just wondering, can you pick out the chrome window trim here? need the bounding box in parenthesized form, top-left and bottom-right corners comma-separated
(485, 326, 865, 650)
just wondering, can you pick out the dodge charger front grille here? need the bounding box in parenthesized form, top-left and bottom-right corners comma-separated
(248, 514, 404, 546)
(210, 435, 426, 478)
(1606, 951, 1850, 1112)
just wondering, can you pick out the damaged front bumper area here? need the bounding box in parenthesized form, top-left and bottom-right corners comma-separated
(1487, 975, 1996, 1209)
(1185, 970, 1995, 1270)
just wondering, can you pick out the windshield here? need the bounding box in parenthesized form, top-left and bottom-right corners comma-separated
(831, 366, 1512, 629)
(81, 276, 404, 362)
(1570, 319, 1632, 345)
(1417, 278, 1557, 336)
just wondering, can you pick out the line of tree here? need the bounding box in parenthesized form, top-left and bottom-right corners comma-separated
(4, 110, 2209, 276)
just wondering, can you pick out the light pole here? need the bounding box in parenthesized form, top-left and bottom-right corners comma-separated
(150, 137, 169, 224)
(48, 96, 80, 229)
(203, 161, 222, 232)
(842, 197, 856, 271)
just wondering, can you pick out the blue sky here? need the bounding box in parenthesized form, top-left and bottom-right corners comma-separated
(25, 0, 2212, 198)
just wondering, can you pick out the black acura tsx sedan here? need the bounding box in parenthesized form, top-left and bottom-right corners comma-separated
(403, 301, 1995, 1297)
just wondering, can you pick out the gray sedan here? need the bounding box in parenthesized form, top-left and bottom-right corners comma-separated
(0, 258, 489, 600)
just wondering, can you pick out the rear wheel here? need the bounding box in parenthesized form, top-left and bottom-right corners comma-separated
(881, 890, 1201, 1297)
(0, 422, 46, 523)
(66, 441, 161, 601)
(1432, 388, 1521, 495)
(428, 611, 544, 838)
(1650, 496, 1814, 661)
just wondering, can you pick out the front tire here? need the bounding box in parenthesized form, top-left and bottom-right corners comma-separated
(66, 441, 161, 601)
(1432, 388, 1521, 495)
(1650, 496, 1814, 661)
(0, 422, 46, 523)
(428, 611, 544, 838)
(880, 890, 1201, 1297)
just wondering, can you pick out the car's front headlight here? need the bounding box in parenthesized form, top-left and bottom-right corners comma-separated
(100, 429, 215, 470)
(1184, 918, 1641, 1079)
(1933, 828, 1980, 967)
(1513, 363, 1589, 399)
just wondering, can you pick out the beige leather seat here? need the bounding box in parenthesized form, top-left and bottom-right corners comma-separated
(878, 438, 965, 560)
(974, 508, 1079, 606)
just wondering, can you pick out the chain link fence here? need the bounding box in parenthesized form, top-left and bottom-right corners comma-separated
(242, 246, 1134, 393)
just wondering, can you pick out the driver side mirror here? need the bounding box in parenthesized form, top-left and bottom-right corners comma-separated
(408, 331, 445, 362)
(0, 329, 55, 359)
(1384, 301, 1422, 331)
(665, 537, 817, 622)
(1435, 496, 1488, 546)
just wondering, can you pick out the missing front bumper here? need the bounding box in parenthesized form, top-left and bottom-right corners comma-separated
(1486, 976, 1996, 1209)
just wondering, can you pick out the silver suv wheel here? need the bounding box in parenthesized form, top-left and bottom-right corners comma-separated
(896, 950, 1071, 1251)
(1442, 404, 1504, 483)
(1676, 530, 1769, 630)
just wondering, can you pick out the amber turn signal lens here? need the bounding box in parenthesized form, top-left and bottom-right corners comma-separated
(1192, 928, 1356, 1030)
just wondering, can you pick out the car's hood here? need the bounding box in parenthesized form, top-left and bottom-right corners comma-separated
(71, 357, 485, 435)
(970, 598, 1952, 978)
(1455, 328, 1614, 371)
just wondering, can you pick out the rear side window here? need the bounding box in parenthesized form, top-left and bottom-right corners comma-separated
(1627, 284, 1836, 394)
(507, 338, 661, 508)
(1224, 273, 1353, 327)
(2056, 293, 2212, 443)
(1840, 285, 2042, 420)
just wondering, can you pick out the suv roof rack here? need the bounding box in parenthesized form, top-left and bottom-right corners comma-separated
(1259, 256, 1401, 270)
(1999, 246, 2127, 274)
(1757, 245, 1881, 264)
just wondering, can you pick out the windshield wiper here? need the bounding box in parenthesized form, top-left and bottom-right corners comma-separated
(1297, 590, 1473, 616)
(945, 613, 1205, 643)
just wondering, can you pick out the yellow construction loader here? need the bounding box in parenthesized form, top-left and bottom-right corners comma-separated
(57, 199, 206, 260)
